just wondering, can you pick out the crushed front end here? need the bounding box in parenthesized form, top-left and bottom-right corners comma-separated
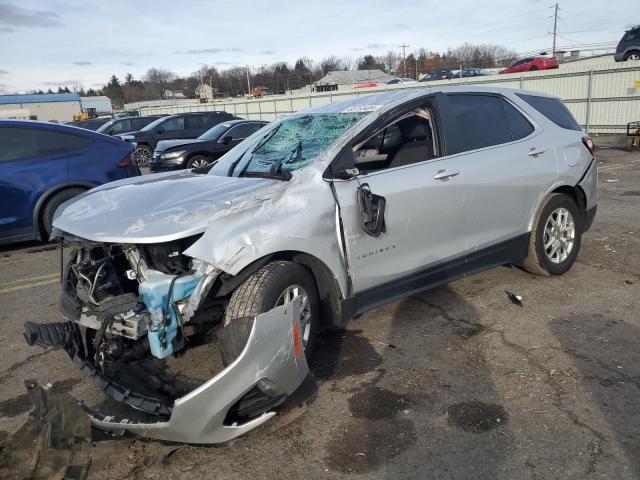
(23, 232, 308, 444)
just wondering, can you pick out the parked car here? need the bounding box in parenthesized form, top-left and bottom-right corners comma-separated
(97, 115, 164, 136)
(30, 86, 597, 444)
(614, 25, 640, 62)
(119, 112, 237, 166)
(64, 118, 111, 130)
(460, 68, 493, 77)
(499, 57, 559, 74)
(419, 70, 455, 81)
(387, 77, 417, 85)
(150, 119, 268, 171)
(0, 120, 137, 245)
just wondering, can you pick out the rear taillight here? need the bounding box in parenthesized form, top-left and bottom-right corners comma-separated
(117, 160, 131, 168)
(582, 136, 596, 155)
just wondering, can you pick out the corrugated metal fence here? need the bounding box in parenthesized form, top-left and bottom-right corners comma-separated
(137, 61, 640, 133)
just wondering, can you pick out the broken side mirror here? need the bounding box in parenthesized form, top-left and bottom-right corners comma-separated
(357, 183, 386, 237)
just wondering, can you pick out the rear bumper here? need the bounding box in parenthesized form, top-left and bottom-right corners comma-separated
(24, 298, 309, 444)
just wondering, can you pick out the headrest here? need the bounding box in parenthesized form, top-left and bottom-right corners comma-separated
(402, 117, 429, 141)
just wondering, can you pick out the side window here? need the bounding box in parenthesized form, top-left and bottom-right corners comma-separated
(187, 115, 210, 129)
(111, 119, 131, 134)
(517, 94, 581, 131)
(0, 127, 92, 163)
(353, 109, 436, 171)
(131, 118, 147, 130)
(502, 99, 534, 140)
(0, 127, 40, 162)
(226, 123, 258, 140)
(162, 117, 185, 131)
(444, 94, 512, 154)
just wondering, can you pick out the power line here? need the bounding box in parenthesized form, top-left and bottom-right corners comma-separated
(551, 2, 559, 57)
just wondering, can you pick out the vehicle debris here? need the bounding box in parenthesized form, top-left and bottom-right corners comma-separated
(505, 290, 524, 307)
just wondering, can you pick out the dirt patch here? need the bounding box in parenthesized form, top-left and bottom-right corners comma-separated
(49, 377, 81, 394)
(310, 329, 382, 381)
(348, 386, 414, 419)
(454, 322, 485, 338)
(0, 393, 31, 418)
(26, 245, 58, 253)
(446, 400, 508, 433)
(324, 417, 416, 473)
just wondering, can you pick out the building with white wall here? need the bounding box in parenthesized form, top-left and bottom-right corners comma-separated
(0, 93, 81, 122)
(80, 95, 112, 114)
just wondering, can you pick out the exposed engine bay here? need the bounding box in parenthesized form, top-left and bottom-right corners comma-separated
(24, 233, 309, 443)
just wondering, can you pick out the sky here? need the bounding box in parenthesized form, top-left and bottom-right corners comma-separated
(0, 0, 637, 93)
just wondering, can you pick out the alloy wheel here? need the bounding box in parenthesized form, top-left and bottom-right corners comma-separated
(543, 207, 575, 264)
(276, 284, 312, 347)
(191, 158, 211, 169)
(135, 147, 152, 167)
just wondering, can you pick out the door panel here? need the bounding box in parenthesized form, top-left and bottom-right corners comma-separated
(333, 157, 468, 293)
(0, 126, 70, 238)
(454, 138, 556, 250)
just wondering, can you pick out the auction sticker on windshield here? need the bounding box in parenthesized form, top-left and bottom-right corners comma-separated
(342, 104, 383, 113)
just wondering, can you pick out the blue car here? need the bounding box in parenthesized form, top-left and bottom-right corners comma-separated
(0, 120, 138, 245)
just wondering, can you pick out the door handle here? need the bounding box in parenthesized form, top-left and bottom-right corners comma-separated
(433, 169, 460, 180)
(528, 147, 547, 157)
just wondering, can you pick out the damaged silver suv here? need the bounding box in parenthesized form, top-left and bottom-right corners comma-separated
(25, 86, 597, 443)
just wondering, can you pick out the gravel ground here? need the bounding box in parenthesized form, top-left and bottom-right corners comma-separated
(0, 141, 639, 479)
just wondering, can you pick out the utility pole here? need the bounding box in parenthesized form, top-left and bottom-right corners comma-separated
(551, 3, 559, 58)
(246, 65, 251, 96)
(398, 44, 409, 78)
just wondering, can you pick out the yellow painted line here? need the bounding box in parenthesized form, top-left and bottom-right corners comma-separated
(0, 273, 58, 288)
(599, 164, 633, 172)
(0, 277, 59, 295)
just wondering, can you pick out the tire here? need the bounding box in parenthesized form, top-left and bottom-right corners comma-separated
(41, 188, 85, 239)
(219, 261, 320, 366)
(529, 65, 538, 71)
(624, 51, 640, 61)
(523, 193, 582, 276)
(134, 144, 153, 167)
(186, 155, 213, 169)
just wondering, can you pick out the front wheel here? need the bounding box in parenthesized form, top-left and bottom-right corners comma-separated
(523, 193, 582, 276)
(186, 155, 213, 169)
(219, 261, 320, 366)
(134, 145, 153, 167)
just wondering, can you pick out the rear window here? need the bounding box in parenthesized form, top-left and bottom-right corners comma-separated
(501, 99, 535, 140)
(517, 94, 581, 131)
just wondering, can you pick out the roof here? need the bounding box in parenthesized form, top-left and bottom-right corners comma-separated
(0, 93, 81, 105)
(315, 69, 395, 85)
(302, 85, 558, 115)
(0, 119, 127, 145)
(80, 95, 111, 102)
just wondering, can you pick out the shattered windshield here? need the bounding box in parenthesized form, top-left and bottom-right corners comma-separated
(210, 113, 366, 179)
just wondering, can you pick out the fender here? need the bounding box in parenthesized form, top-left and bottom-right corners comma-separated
(31, 182, 97, 240)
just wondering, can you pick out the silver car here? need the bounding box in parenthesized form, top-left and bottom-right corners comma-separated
(25, 86, 597, 443)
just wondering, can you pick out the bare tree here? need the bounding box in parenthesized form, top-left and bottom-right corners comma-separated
(319, 56, 344, 76)
(143, 68, 176, 99)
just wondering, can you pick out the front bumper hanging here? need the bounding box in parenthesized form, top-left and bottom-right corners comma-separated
(24, 297, 309, 444)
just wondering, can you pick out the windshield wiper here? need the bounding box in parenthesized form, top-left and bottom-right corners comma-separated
(243, 170, 292, 180)
(233, 124, 283, 177)
(269, 140, 302, 177)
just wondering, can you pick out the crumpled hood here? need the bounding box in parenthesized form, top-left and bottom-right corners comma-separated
(53, 171, 278, 244)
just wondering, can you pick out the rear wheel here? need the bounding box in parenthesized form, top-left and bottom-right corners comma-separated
(219, 261, 320, 366)
(41, 188, 85, 239)
(186, 155, 213, 169)
(134, 144, 153, 167)
(624, 51, 640, 61)
(523, 193, 582, 276)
